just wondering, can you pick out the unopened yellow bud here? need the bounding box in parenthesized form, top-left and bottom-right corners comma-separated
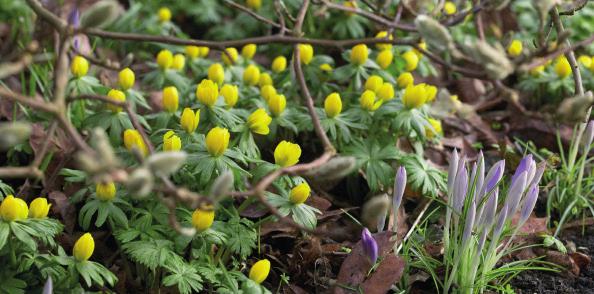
(377, 83, 395, 101)
(243, 64, 261, 86)
(241, 44, 257, 59)
(199, 47, 210, 58)
(268, 94, 286, 117)
(158, 7, 171, 22)
(426, 118, 443, 139)
(163, 130, 182, 151)
(377, 50, 393, 69)
(192, 208, 215, 232)
(578, 55, 592, 68)
(156, 50, 173, 70)
(247, 108, 272, 135)
(96, 182, 116, 201)
(208, 63, 225, 85)
(196, 79, 219, 108)
(106, 89, 126, 113)
(185, 46, 199, 59)
(424, 84, 438, 102)
(299, 44, 314, 65)
(172, 54, 185, 71)
(221, 84, 239, 108)
(507, 40, 523, 57)
(246, 0, 262, 10)
(319, 63, 333, 72)
(162, 86, 179, 113)
(402, 50, 419, 72)
(555, 56, 571, 78)
(272, 56, 287, 73)
(0, 195, 28, 221)
(118, 68, 135, 91)
(71, 55, 89, 78)
(397, 72, 414, 88)
(360, 90, 382, 111)
(123, 129, 148, 156)
(343, 0, 357, 16)
(73, 233, 94, 261)
(375, 31, 393, 51)
(444, 1, 457, 15)
(402, 84, 428, 109)
(205, 127, 230, 157)
(274, 141, 301, 167)
(289, 182, 311, 204)
(324, 92, 342, 118)
(249, 259, 271, 284)
(364, 75, 384, 92)
(351, 44, 369, 65)
(260, 85, 277, 102)
(222, 47, 238, 65)
(259, 73, 273, 87)
(29, 197, 51, 218)
(180, 108, 200, 133)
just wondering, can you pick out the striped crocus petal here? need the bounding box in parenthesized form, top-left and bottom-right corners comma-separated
(505, 171, 527, 217)
(478, 187, 498, 229)
(361, 228, 378, 264)
(482, 160, 505, 196)
(462, 201, 476, 244)
(529, 161, 546, 188)
(474, 151, 485, 201)
(447, 149, 459, 194)
(520, 184, 539, 224)
(453, 165, 468, 214)
(492, 207, 508, 239)
(511, 155, 532, 185)
(393, 166, 406, 213)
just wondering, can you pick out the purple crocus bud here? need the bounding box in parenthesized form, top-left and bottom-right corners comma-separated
(505, 171, 527, 217)
(68, 7, 81, 51)
(361, 228, 378, 264)
(511, 155, 532, 185)
(584, 120, 594, 149)
(482, 160, 505, 196)
(478, 187, 498, 229)
(474, 151, 485, 201)
(469, 162, 477, 202)
(447, 149, 459, 194)
(492, 208, 508, 238)
(42, 277, 53, 294)
(520, 184, 539, 224)
(462, 201, 476, 244)
(529, 161, 546, 188)
(453, 165, 468, 214)
(526, 159, 537, 187)
(392, 166, 406, 233)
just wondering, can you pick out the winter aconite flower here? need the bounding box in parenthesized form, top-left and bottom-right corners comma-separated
(578, 55, 592, 68)
(444, 1, 456, 15)
(162, 86, 179, 113)
(0, 195, 28, 221)
(426, 118, 443, 139)
(260, 85, 277, 103)
(375, 31, 393, 50)
(555, 55, 571, 78)
(180, 108, 200, 133)
(247, 108, 272, 135)
(222, 47, 239, 65)
(397, 72, 414, 88)
(192, 208, 215, 232)
(96, 182, 116, 201)
(249, 259, 271, 284)
(412, 41, 427, 58)
(158, 7, 171, 22)
(377, 83, 395, 101)
(364, 75, 383, 93)
(241, 44, 257, 59)
(268, 94, 286, 117)
(402, 50, 419, 72)
(106, 89, 126, 113)
(246, 0, 262, 10)
(196, 79, 219, 108)
(118, 68, 135, 91)
(185, 46, 200, 59)
(298, 44, 314, 65)
(71, 55, 89, 78)
(163, 131, 182, 151)
(343, 0, 357, 16)
(402, 84, 428, 109)
(377, 50, 393, 69)
(274, 141, 301, 167)
(29, 197, 51, 218)
(424, 84, 438, 102)
(243, 64, 261, 86)
(172, 54, 185, 71)
(221, 84, 239, 108)
(272, 56, 287, 73)
(259, 73, 273, 87)
(73, 233, 94, 261)
(319, 63, 333, 72)
(208, 63, 225, 85)
(123, 129, 148, 156)
(156, 49, 173, 70)
(289, 182, 311, 204)
(360, 90, 382, 111)
(324, 92, 342, 118)
(351, 44, 368, 65)
(205, 127, 230, 157)
(507, 40, 523, 57)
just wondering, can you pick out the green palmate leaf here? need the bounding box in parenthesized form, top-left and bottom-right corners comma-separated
(0, 272, 26, 294)
(122, 239, 181, 271)
(291, 204, 321, 229)
(162, 261, 203, 294)
(59, 168, 88, 183)
(400, 154, 446, 197)
(0, 222, 9, 250)
(223, 217, 257, 259)
(10, 221, 37, 251)
(76, 260, 118, 287)
(344, 138, 401, 191)
(0, 180, 14, 198)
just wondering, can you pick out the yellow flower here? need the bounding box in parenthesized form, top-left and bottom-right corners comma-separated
(299, 44, 314, 65)
(192, 208, 215, 232)
(208, 63, 225, 85)
(221, 84, 239, 108)
(424, 84, 438, 102)
(180, 108, 200, 133)
(96, 182, 116, 201)
(289, 182, 311, 204)
(162, 86, 179, 113)
(377, 83, 395, 101)
(243, 64, 261, 86)
(272, 56, 287, 73)
(222, 47, 239, 65)
(397, 72, 414, 88)
(324, 92, 342, 118)
(530, 65, 546, 76)
(163, 130, 182, 151)
(412, 41, 427, 58)
(158, 7, 171, 22)
(402, 84, 428, 109)
(507, 40, 523, 57)
(444, 1, 457, 15)
(199, 47, 210, 58)
(205, 127, 230, 157)
(196, 79, 219, 108)
(578, 55, 592, 68)
(426, 118, 443, 139)
(360, 90, 382, 111)
(555, 55, 571, 78)
(249, 259, 271, 284)
(260, 85, 277, 102)
(402, 50, 419, 72)
(106, 89, 126, 113)
(185, 46, 199, 59)
(73, 233, 94, 262)
(156, 49, 173, 70)
(274, 141, 301, 167)
(247, 108, 272, 135)
(319, 63, 333, 72)
(118, 68, 135, 91)
(351, 44, 369, 65)
(246, 0, 262, 10)
(29, 197, 51, 218)
(172, 54, 185, 71)
(364, 75, 384, 93)
(268, 94, 286, 117)
(375, 31, 393, 51)
(377, 50, 393, 69)
(123, 129, 148, 156)
(71, 55, 89, 78)
(242, 44, 257, 59)
(343, 0, 357, 16)
(0, 195, 28, 221)
(259, 73, 273, 87)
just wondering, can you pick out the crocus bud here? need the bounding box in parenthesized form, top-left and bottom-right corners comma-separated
(555, 56, 571, 78)
(192, 207, 215, 232)
(180, 108, 200, 133)
(392, 166, 406, 233)
(361, 228, 379, 264)
(520, 184, 538, 224)
(350, 44, 369, 65)
(73, 233, 95, 261)
(375, 31, 393, 50)
(163, 130, 182, 151)
(158, 7, 171, 22)
(106, 89, 126, 113)
(71, 55, 89, 78)
(205, 127, 230, 157)
(274, 140, 301, 167)
(474, 151, 485, 200)
(402, 84, 428, 109)
(478, 187, 498, 229)
(447, 149, 459, 194)
(0, 195, 28, 221)
(482, 160, 504, 196)
(208, 63, 225, 85)
(289, 182, 311, 204)
(492, 208, 508, 238)
(185, 46, 199, 59)
(298, 44, 314, 65)
(397, 72, 414, 88)
(360, 90, 382, 111)
(222, 47, 238, 65)
(268, 94, 286, 117)
(271, 56, 287, 73)
(507, 40, 523, 57)
(172, 54, 185, 71)
(118, 68, 135, 91)
(162, 86, 179, 113)
(220, 84, 239, 108)
(324, 92, 342, 118)
(241, 44, 257, 59)
(249, 259, 271, 284)
(377, 50, 393, 69)
(260, 85, 277, 102)
(402, 51, 419, 72)
(258, 73, 273, 87)
(584, 120, 594, 150)
(156, 49, 173, 70)
(504, 171, 527, 217)
(453, 165, 468, 214)
(377, 83, 395, 101)
(123, 129, 148, 157)
(462, 201, 476, 244)
(96, 182, 116, 201)
(247, 108, 272, 135)
(512, 155, 533, 185)
(243, 64, 261, 86)
(530, 161, 546, 188)
(196, 79, 219, 108)
(29, 197, 51, 218)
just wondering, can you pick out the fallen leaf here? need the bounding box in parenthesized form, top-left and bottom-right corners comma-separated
(361, 255, 406, 294)
(48, 191, 77, 233)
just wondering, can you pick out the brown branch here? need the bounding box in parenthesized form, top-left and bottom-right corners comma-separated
(551, 6, 584, 96)
(319, 0, 416, 31)
(52, 36, 72, 111)
(0, 166, 43, 179)
(24, 0, 67, 33)
(0, 87, 59, 113)
(224, 0, 290, 32)
(519, 33, 594, 72)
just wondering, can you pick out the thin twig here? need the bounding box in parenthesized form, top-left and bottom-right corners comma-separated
(551, 6, 584, 96)
(224, 0, 290, 32)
